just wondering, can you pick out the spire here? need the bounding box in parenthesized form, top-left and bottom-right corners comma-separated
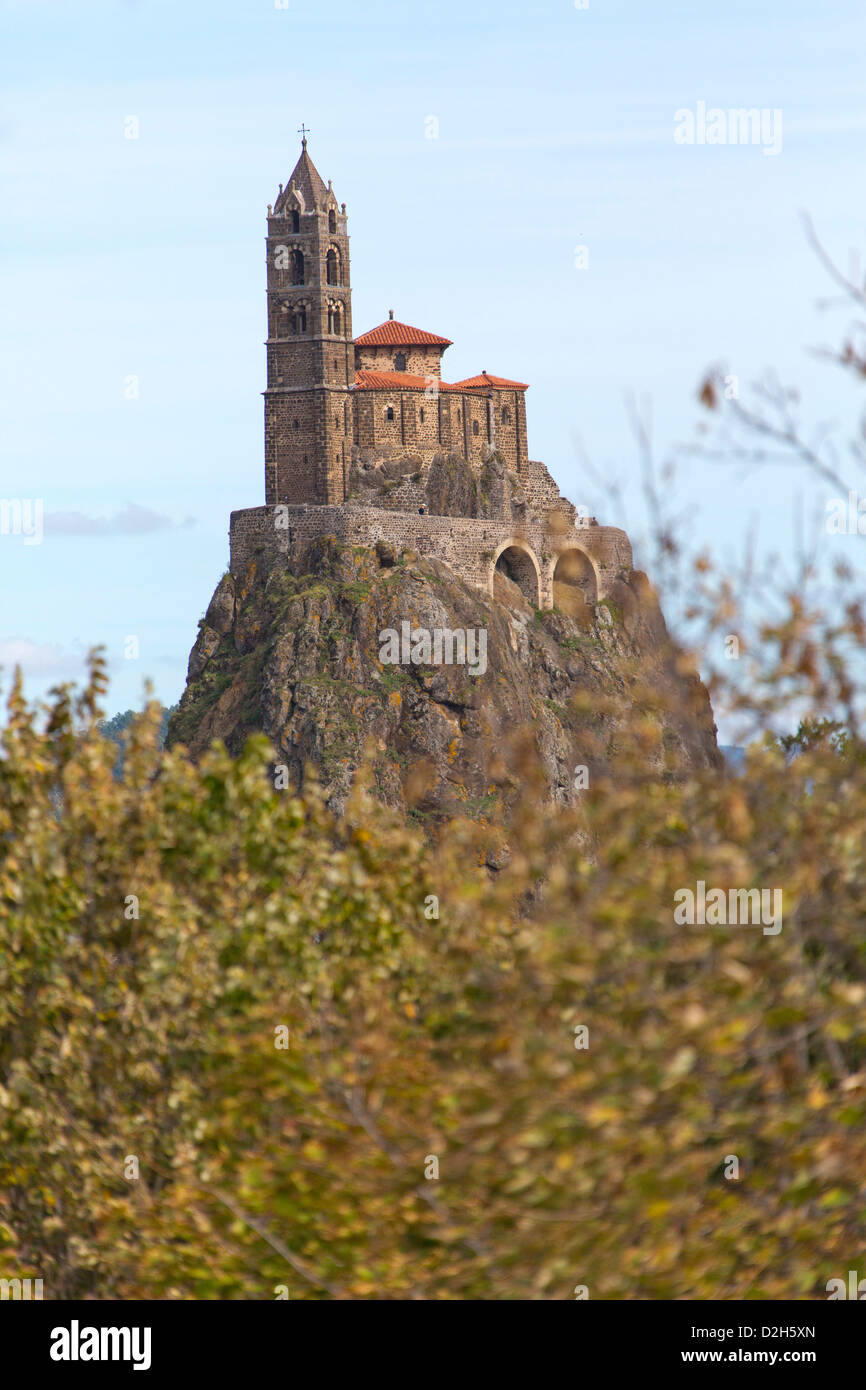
(274, 133, 330, 215)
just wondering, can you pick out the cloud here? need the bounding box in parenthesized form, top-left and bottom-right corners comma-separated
(0, 638, 95, 680)
(44, 503, 195, 536)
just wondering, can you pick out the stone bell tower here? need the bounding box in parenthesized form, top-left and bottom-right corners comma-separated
(264, 132, 354, 505)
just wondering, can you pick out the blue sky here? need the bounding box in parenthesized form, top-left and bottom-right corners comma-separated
(2, 0, 865, 720)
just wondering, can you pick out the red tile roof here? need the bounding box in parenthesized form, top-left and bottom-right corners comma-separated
(354, 319, 453, 347)
(354, 370, 462, 392)
(453, 372, 529, 390)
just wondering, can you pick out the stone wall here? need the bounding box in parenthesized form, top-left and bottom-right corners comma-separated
(355, 343, 446, 377)
(486, 388, 522, 469)
(229, 502, 632, 610)
(519, 457, 586, 517)
(265, 387, 352, 506)
(352, 386, 528, 475)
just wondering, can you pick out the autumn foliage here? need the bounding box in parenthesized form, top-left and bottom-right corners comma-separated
(2, 573, 866, 1302)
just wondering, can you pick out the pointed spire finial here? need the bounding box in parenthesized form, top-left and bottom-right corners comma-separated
(388, 309, 394, 320)
(298, 122, 310, 150)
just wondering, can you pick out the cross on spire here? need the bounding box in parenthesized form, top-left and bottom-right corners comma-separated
(298, 123, 310, 149)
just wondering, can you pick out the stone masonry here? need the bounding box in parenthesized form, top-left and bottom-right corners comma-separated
(230, 503, 632, 610)
(231, 139, 635, 610)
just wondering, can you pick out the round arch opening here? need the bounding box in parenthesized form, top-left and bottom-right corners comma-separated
(552, 548, 598, 614)
(493, 543, 540, 607)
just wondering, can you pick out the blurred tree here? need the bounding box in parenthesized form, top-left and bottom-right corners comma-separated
(1, 630, 865, 1300)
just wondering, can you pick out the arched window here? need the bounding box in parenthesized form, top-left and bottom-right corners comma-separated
(457, 409, 461, 423)
(293, 419, 300, 431)
(473, 419, 480, 436)
(328, 209, 337, 233)
(290, 209, 300, 233)
(394, 352, 407, 372)
(386, 406, 395, 422)
(419, 407, 425, 422)
(289, 307, 306, 334)
(501, 406, 511, 424)
(326, 248, 340, 285)
(327, 304, 342, 335)
(290, 249, 304, 285)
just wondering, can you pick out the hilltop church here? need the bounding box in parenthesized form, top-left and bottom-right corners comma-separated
(230, 137, 632, 611)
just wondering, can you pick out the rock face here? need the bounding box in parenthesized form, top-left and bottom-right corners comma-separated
(347, 448, 541, 525)
(168, 539, 721, 821)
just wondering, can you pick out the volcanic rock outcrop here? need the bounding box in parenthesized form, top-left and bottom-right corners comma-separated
(168, 537, 721, 822)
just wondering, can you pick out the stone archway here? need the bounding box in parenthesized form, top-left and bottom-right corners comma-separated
(551, 547, 598, 615)
(491, 541, 541, 607)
